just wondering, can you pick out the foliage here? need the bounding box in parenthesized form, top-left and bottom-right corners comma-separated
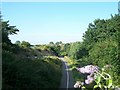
(49, 41, 54, 46)
(66, 15, 119, 73)
(15, 40, 21, 46)
(64, 14, 120, 87)
(20, 41, 31, 48)
(74, 65, 116, 90)
(2, 19, 62, 89)
(58, 43, 71, 56)
(81, 15, 120, 85)
(2, 51, 62, 89)
(2, 12, 120, 89)
(55, 41, 62, 46)
(2, 20, 19, 45)
(34, 44, 61, 56)
(68, 42, 88, 59)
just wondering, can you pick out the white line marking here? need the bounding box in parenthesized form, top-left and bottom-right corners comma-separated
(64, 62, 69, 90)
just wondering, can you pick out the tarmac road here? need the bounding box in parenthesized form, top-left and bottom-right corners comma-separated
(59, 58, 75, 90)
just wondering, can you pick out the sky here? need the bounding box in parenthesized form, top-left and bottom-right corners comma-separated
(1, 2, 118, 45)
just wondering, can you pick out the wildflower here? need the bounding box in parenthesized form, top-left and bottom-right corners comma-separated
(85, 75, 94, 84)
(76, 65, 99, 74)
(74, 81, 84, 88)
(76, 67, 86, 73)
(85, 65, 99, 74)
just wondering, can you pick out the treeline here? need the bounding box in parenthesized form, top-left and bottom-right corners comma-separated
(61, 14, 120, 86)
(31, 41, 70, 57)
(2, 20, 62, 89)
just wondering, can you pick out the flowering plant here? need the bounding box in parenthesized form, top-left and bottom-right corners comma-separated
(74, 65, 114, 90)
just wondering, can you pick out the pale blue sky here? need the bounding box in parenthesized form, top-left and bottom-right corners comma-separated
(2, 2, 118, 44)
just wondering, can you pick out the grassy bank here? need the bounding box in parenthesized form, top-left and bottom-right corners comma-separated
(3, 51, 62, 89)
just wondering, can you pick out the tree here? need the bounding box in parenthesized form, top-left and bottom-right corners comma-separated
(2, 20, 19, 44)
(21, 41, 31, 48)
(1, 20, 19, 51)
(49, 42, 54, 46)
(81, 14, 120, 85)
(55, 41, 62, 46)
(59, 41, 62, 44)
(2, 21, 19, 35)
(68, 42, 81, 59)
(15, 41, 21, 46)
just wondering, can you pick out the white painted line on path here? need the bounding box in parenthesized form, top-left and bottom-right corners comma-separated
(64, 62, 69, 90)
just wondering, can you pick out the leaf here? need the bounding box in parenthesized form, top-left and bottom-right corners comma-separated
(94, 85, 99, 89)
(97, 76, 101, 84)
(95, 74, 101, 84)
(98, 84, 102, 88)
(104, 86, 107, 89)
(107, 79, 112, 88)
(82, 86, 86, 89)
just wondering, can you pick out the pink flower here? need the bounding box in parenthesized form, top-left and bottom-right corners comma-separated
(74, 81, 84, 88)
(76, 65, 99, 74)
(76, 67, 86, 73)
(85, 76, 94, 84)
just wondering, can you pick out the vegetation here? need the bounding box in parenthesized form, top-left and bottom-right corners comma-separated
(3, 51, 62, 89)
(64, 14, 120, 89)
(2, 20, 62, 89)
(1, 11, 120, 89)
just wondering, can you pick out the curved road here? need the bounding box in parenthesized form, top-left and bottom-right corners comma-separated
(59, 58, 75, 90)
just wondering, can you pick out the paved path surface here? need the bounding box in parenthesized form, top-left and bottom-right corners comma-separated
(59, 58, 75, 90)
